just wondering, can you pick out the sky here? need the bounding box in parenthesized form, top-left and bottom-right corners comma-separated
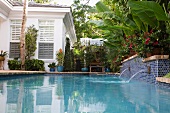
(56, 0, 100, 6)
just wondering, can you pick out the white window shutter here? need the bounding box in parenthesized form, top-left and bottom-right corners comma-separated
(38, 43, 54, 59)
(39, 20, 54, 42)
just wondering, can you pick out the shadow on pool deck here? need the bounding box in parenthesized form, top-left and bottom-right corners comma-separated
(0, 70, 118, 75)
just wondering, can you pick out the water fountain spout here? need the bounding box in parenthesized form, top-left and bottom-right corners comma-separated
(119, 68, 129, 78)
(127, 70, 145, 82)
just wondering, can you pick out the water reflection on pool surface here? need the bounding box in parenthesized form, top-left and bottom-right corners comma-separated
(0, 74, 170, 113)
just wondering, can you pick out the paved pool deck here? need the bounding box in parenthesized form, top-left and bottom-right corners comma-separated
(0, 70, 118, 75)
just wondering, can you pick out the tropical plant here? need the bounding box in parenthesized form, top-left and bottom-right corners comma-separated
(8, 60, 21, 70)
(93, 1, 137, 63)
(128, 1, 170, 56)
(25, 25, 38, 59)
(72, 0, 94, 40)
(48, 62, 56, 68)
(56, 48, 64, 66)
(128, 1, 169, 28)
(92, 0, 170, 63)
(84, 44, 95, 67)
(0, 50, 7, 57)
(25, 59, 45, 71)
(73, 42, 84, 60)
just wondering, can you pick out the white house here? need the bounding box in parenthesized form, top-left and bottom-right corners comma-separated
(0, 0, 77, 71)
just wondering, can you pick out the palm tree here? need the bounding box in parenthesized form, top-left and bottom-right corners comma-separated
(20, 0, 28, 70)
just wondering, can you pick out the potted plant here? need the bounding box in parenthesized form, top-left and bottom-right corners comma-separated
(0, 50, 7, 61)
(48, 62, 56, 72)
(56, 48, 64, 72)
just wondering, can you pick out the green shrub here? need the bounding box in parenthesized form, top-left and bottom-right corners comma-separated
(63, 38, 71, 71)
(25, 25, 38, 59)
(25, 59, 45, 71)
(164, 72, 170, 78)
(8, 60, 21, 70)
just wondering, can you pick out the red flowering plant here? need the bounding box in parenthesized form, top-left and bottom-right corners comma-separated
(123, 34, 137, 57)
(56, 48, 64, 66)
(132, 29, 166, 57)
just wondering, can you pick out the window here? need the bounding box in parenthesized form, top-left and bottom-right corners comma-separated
(39, 20, 54, 42)
(9, 42, 20, 58)
(38, 43, 54, 59)
(38, 20, 54, 59)
(9, 20, 21, 58)
(10, 20, 22, 41)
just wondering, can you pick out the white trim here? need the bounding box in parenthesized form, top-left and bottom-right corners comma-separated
(0, 0, 13, 10)
(64, 12, 77, 43)
(9, 11, 66, 19)
(0, 7, 8, 17)
(0, 13, 7, 20)
(13, 6, 71, 13)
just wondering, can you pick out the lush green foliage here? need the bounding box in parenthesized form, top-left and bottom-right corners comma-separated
(72, 0, 95, 40)
(8, 60, 21, 70)
(56, 49, 64, 66)
(86, 0, 170, 72)
(48, 62, 56, 68)
(25, 59, 45, 71)
(63, 38, 72, 71)
(164, 72, 170, 78)
(73, 41, 110, 69)
(25, 25, 38, 59)
(8, 59, 45, 71)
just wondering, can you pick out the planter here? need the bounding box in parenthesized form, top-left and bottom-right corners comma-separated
(81, 67, 88, 72)
(0, 56, 5, 61)
(105, 68, 110, 72)
(75, 59, 81, 71)
(50, 68, 55, 72)
(57, 66, 64, 72)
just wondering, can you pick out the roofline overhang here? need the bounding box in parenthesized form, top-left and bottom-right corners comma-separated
(0, 13, 7, 21)
(64, 11, 77, 43)
(12, 6, 71, 13)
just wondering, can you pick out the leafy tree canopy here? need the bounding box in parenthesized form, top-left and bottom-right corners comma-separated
(72, 0, 98, 40)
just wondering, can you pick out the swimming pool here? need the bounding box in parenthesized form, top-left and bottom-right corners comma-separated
(0, 74, 170, 113)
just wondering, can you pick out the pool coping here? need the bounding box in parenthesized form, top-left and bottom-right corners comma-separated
(156, 77, 170, 84)
(1, 71, 169, 84)
(0, 70, 118, 75)
(0, 70, 46, 75)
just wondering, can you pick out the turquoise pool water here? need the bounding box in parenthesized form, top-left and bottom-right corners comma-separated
(0, 74, 170, 113)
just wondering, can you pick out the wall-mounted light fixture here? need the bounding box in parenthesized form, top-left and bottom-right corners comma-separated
(147, 66, 151, 74)
(128, 66, 130, 71)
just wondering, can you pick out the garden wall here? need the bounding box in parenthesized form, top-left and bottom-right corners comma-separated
(120, 55, 170, 84)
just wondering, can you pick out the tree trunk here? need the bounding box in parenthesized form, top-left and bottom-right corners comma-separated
(20, 0, 28, 70)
